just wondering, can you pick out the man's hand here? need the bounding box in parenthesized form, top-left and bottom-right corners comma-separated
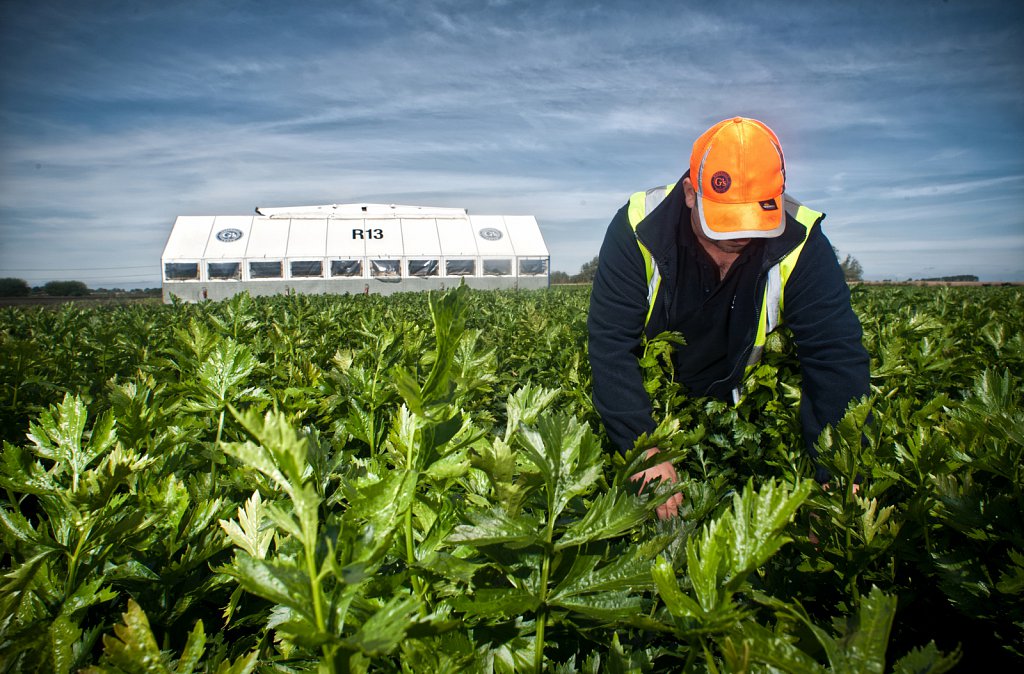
(821, 482, 860, 496)
(630, 448, 682, 520)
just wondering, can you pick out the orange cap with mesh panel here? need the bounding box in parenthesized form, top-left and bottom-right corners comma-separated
(689, 117, 786, 240)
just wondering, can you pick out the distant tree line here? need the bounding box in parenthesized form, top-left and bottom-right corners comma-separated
(0, 278, 91, 297)
(555, 249, 867, 285)
(551, 256, 599, 284)
(918, 275, 979, 282)
(43, 280, 91, 296)
(0, 278, 30, 297)
(0, 278, 160, 298)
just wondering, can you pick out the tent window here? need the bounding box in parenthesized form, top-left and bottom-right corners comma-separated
(446, 260, 476, 276)
(291, 260, 323, 278)
(208, 262, 241, 280)
(483, 259, 512, 276)
(519, 259, 548, 276)
(408, 259, 439, 277)
(165, 263, 199, 281)
(330, 260, 362, 277)
(249, 261, 282, 279)
(371, 259, 400, 277)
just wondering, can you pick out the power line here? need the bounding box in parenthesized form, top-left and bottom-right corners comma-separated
(17, 276, 161, 282)
(0, 265, 155, 272)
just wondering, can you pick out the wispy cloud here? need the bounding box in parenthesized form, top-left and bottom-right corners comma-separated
(874, 175, 1024, 201)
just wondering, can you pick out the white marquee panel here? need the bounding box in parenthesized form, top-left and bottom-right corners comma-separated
(363, 218, 403, 257)
(162, 216, 214, 260)
(286, 219, 328, 258)
(246, 218, 290, 258)
(504, 216, 547, 256)
(205, 216, 254, 260)
(401, 218, 443, 257)
(469, 215, 516, 257)
(326, 219, 366, 258)
(435, 217, 478, 257)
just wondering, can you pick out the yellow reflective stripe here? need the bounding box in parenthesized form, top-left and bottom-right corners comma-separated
(630, 240, 659, 327)
(746, 265, 780, 369)
(627, 191, 655, 285)
(627, 191, 648, 236)
(645, 264, 661, 325)
(743, 195, 821, 379)
(627, 183, 675, 328)
(777, 199, 822, 314)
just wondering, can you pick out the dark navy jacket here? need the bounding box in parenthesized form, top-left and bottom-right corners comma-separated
(587, 175, 870, 471)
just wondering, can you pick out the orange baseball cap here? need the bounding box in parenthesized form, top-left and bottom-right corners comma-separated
(689, 117, 786, 240)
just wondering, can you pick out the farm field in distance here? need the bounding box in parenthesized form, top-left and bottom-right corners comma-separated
(0, 285, 1021, 672)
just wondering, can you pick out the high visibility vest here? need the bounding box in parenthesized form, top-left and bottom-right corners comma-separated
(627, 183, 821, 396)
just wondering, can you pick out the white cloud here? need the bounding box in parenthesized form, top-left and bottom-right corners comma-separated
(874, 175, 1024, 201)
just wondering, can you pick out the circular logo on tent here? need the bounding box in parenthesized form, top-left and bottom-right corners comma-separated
(216, 228, 244, 242)
(711, 171, 731, 194)
(479, 228, 503, 241)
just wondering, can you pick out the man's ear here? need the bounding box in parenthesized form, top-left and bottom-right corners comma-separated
(682, 177, 696, 208)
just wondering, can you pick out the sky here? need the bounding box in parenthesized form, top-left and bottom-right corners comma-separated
(1, 0, 1023, 287)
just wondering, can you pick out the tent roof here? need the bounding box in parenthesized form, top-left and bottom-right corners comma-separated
(254, 203, 468, 219)
(162, 204, 548, 261)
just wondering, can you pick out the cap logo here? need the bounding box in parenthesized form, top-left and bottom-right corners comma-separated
(711, 171, 731, 194)
(759, 199, 778, 211)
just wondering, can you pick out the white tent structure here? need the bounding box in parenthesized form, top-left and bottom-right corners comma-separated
(160, 203, 550, 302)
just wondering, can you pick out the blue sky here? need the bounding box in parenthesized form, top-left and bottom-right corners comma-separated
(1, 0, 1022, 287)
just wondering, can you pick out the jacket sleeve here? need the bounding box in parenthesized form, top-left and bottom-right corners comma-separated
(587, 205, 659, 453)
(781, 224, 871, 472)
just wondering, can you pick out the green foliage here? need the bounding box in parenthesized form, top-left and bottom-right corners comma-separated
(450, 398, 672, 671)
(218, 408, 442, 672)
(82, 599, 259, 674)
(0, 285, 1020, 671)
(0, 392, 227, 673)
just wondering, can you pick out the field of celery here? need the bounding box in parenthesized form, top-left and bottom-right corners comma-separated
(0, 284, 1021, 673)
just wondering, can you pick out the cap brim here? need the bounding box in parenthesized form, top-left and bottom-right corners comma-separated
(697, 194, 786, 240)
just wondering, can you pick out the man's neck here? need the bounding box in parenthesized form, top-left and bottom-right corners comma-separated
(698, 241, 741, 281)
(688, 217, 745, 281)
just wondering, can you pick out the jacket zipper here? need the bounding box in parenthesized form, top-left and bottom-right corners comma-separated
(707, 243, 796, 394)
